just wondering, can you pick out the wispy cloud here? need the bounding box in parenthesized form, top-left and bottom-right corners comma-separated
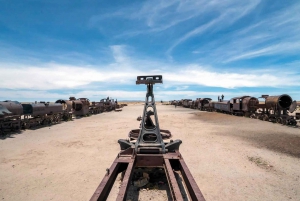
(190, 2, 300, 63)
(167, 0, 261, 56)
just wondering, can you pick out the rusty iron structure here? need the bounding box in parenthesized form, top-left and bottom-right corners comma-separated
(0, 101, 23, 133)
(0, 96, 120, 135)
(197, 98, 212, 111)
(55, 99, 74, 120)
(69, 97, 91, 116)
(255, 94, 297, 125)
(172, 93, 298, 126)
(100, 97, 116, 112)
(90, 75, 206, 201)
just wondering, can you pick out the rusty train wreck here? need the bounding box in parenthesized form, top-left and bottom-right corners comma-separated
(171, 93, 299, 126)
(90, 75, 206, 201)
(255, 94, 297, 125)
(0, 96, 122, 135)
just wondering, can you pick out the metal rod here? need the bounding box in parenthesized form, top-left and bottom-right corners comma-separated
(164, 158, 184, 201)
(116, 160, 135, 201)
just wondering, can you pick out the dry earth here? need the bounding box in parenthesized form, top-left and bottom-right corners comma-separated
(0, 104, 300, 201)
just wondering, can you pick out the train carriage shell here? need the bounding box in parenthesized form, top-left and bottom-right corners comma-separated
(209, 101, 215, 108)
(44, 103, 63, 115)
(201, 98, 212, 105)
(22, 103, 46, 116)
(72, 98, 90, 116)
(55, 100, 73, 112)
(242, 96, 259, 112)
(214, 100, 231, 112)
(183, 99, 192, 107)
(203, 100, 215, 109)
(197, 98, 212, 109)
(230, 96, 259, 112)
(72, 100, 83, 111)
(0, 101, 23, 116)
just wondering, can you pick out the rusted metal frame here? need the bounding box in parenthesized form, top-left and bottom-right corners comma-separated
(90, 154, 135, 201)
(135, 154, 164, 167)
(90, 161, 120, 201)
(116, 159, 135, 200)
(164, 158, 184, 201)
(177, 155, 206, 201)
(90, 160, 124, 201)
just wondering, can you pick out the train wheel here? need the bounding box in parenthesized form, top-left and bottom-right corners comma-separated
(276, 117, 282, 124)
(289, 120, 296, 126)
(282, 119, 287, 125)
(262, 115, 269, 121)
(48, 119, 53, 125)
(24, 123, 30, 129)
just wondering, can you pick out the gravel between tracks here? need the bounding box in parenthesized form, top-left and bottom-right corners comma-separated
(0, 104, 299, 201)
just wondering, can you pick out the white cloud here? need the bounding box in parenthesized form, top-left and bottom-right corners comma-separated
(0, 62, 140, 90)
(163, 67, 299, 88)
(1, 41, 299, 101)
(0, 59, 299, 92)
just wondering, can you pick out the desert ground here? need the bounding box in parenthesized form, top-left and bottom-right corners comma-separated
(1, 103, 300, 201)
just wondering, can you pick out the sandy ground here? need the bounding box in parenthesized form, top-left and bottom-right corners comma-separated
(1, 104, 300, 201)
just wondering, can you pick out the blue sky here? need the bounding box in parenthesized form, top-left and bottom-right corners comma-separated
(0, 0, 299, 101)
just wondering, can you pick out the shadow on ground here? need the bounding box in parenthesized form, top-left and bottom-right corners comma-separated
(192, 111, 300, 158)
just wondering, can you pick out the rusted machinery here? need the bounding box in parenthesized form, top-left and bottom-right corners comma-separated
(0, 101, 23, 133)
(89, 101, 104, 114)
(175, 94, 298, 127)
(188, 100, 194, 109)
(90, 75, 206, 201)
(69, 97, 91, 116)
(256, 94, 297, 125)
(191, 98, 201, 109)
(201, 99, 215, 112)
(55, 99, 73, 120)
(169, 100, 176, 105)
(182, 99, 192, 108)
(22, 101, 63, 128)
(198, 98, 212, 111)
(100, 97, 116, 111)
(1, 95, 120, 135)
(229, 96, 259, 116)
